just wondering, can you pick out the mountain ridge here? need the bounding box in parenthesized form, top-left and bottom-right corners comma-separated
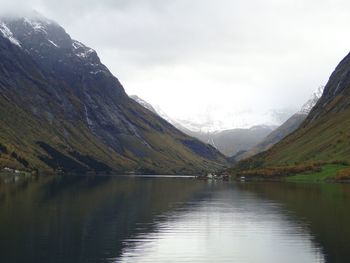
(0, 14, 227, 174)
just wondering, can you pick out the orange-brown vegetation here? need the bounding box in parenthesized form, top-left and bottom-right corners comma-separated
(336, 168, 350, 181)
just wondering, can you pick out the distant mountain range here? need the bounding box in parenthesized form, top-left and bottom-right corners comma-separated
(186, 126, 277, 157)
(131, 95, 276, 157)
(131, 86, 323, 160)
(0, 13, 227, 174)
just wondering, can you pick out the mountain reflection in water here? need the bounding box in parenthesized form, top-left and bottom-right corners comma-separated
(0, 175, 348, 263)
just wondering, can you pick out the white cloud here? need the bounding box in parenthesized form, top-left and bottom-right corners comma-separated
(1, 0, 350, 129)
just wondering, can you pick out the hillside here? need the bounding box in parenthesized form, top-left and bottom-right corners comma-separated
(235, 52, 350, 173)
(0, 13, 227, 174)
(235, 114, 306, 161)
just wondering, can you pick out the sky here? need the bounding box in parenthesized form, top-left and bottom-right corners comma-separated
(1, 0, 350, 130)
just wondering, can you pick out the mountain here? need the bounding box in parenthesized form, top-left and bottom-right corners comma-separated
(203, 126, 276, 157)
(0, 13, 227, 174)
(235, 114, 306, 161)
(129, 95, 188, 131)
(129, 95, 157, 114)
(235, 52, 350, 170)
(164, 125, 276, 157)
(171, 125, 276, 157)
(130, 95, 276, 157)
(235, 87, 323, 161)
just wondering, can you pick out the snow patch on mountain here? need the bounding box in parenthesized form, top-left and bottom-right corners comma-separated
(72, 40, 84, 49)
(0, 22, 21, 47)
(72, 40, 95, 59)
(131, 94, 286, 133)
(24, 19, 48, 34)
(130, 95, 157, 114)
(299, 86, 324, 114)
(131, 87, 322, 134)
(47, 39, 59, 47)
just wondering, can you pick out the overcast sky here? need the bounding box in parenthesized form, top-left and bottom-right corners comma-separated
(2, 0, 350, 129)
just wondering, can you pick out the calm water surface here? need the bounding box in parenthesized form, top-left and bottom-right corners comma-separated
(0, 175, 349, 263)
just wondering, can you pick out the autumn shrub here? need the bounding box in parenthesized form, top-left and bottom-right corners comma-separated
(336, 168, 350, 180)
(237, 163, 322, 178)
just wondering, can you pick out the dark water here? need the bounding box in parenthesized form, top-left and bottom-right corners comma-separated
(0, 175, 349, 263)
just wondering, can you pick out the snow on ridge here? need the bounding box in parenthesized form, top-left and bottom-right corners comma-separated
(72, 40, 95, 59)
(48, 39, 59, 47)
(32, 22, 46, 33)
(299, 86, 324, 115)
(0, 22, 21, 47)
(76, 49, 95, 58)
(23, 18, 49, 34)
(90, 69, 105, 75)
(72, 40, 84, 49)
(130, 95, 158, 114)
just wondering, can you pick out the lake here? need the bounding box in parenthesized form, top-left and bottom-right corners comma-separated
(0, 175, 349, 263)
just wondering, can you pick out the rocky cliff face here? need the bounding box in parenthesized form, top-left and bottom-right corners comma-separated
(305, 54, 350, 123)
(0, 13, 227, 174)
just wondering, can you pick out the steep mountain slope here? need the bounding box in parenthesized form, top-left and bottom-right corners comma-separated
(0, 13, 227, 174)
(129, 95, 157, 114)
(235, 87, 323, 161)
(235, 114, 306, 160)
(236, 52, 350, 169)
(130, 95, 191, 132)
(130, 95, 275, 157)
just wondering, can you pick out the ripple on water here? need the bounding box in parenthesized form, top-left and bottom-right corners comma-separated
(116, 187, 325, 263)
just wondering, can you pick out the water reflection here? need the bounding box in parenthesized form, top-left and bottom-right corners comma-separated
(0, 176, 348, 262)
(237, 182, 350, 263)
(118, 182, 324, 263)
(0, 175, 204, 263)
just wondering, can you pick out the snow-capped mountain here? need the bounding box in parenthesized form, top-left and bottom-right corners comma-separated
(0, 12, 110, 76)
(0, 12, 227, 174)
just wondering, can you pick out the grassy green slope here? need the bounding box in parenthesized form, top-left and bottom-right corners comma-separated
(236, 114, 306, 161)
(258, 107, 350, 166)
(0, 93, 227, 174)
(286, 164, 347, 182)
(231, 107, 350, 181)
(0, 95, 134, 172)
